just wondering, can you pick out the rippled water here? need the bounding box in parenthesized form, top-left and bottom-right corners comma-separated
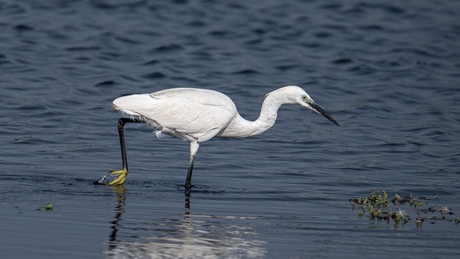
(1, 0, 460, 258)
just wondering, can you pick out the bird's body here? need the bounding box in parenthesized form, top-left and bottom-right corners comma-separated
(113, 88, 237, 142)
(97, 86, 340, 190)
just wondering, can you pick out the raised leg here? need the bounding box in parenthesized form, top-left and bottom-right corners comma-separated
(96, 118, 142, 185)
(185, 141, 199, 191)
(117, 118, 141, 171)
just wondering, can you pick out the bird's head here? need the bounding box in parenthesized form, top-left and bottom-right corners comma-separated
(281, 86, 341, 127)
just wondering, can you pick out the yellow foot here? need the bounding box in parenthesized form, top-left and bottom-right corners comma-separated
(96, 168, 128, 185)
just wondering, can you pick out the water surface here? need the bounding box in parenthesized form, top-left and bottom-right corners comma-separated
(1, 0, 459, 258)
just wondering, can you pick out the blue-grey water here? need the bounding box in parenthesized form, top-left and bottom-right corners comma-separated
(1, 0, 460, 258)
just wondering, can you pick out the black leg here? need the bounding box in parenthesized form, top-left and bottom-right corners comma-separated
(117, 118, 142, 171)
(185, 141, 200, 192)
(185, 155, 195, 191)
(96, 117, 142, 185)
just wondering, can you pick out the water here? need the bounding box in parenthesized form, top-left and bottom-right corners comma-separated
(1, 0, 460, 258)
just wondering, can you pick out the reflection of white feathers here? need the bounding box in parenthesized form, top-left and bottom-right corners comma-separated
(104, 237, 267, 259)
(103, 214, 267, 259)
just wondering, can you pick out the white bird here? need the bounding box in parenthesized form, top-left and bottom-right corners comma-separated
(97, 86, 340, 190)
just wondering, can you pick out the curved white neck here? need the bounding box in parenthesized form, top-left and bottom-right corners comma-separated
(217, 91, 288, 138)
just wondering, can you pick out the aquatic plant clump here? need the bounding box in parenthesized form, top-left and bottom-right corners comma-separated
(350, 191, 458, 228)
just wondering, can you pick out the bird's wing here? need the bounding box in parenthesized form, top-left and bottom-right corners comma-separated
(113, 89, 236, 142)
(150, 96, 235, 142)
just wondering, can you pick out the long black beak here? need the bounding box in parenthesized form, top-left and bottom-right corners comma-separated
(310, 102, 340, 127)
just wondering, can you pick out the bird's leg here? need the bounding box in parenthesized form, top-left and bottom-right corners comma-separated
(185, 141, 199, 191)
(96, 118, 142, 185)
(185, 156, 195, 191)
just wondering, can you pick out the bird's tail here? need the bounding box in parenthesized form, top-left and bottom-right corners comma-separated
(112, 94, 153, 117)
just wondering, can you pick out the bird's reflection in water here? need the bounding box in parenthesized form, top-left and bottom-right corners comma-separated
(103, 187, 266, 258)
(107, 185, 126, 251)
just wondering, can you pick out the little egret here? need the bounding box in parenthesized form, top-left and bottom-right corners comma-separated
(96, 86, 340, 190)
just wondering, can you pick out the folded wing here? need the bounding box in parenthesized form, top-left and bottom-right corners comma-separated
(113, 88, 237, 142)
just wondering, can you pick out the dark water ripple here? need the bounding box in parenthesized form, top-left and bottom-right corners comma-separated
(1, 0, 460, 258)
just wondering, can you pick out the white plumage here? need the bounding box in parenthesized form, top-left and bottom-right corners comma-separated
(113, 88, 236, 142)
(98, 86, 340, 190)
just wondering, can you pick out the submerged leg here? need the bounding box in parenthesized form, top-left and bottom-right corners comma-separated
(185, 141, 199, 191)
(96, 118, 142, 185)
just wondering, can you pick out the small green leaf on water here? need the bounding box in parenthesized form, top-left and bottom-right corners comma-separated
(45, 204, 53, 211)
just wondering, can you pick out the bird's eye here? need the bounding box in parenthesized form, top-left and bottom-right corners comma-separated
(302, 95, 307, 100)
